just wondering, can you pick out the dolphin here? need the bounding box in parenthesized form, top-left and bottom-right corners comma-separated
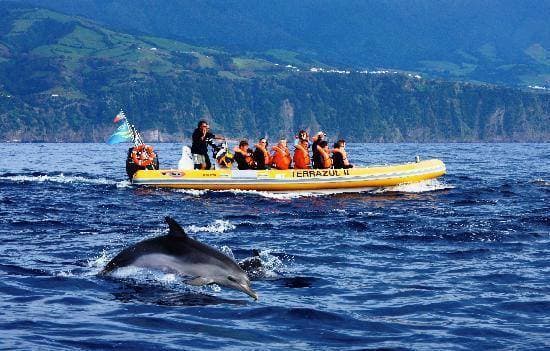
(238, 249, 264, 279)
(101, 217, 258, 300)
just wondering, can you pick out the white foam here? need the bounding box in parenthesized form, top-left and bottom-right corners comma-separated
(165, 180, 452, 198)
(220, 245, 236, 259)
(108, 266, 186, 286)
(218, 189, 322, 200)
(373, 179, 454, 194)
(186, 219, 236, 234)
(0, 174, 116, 185)
(85, 250, 111, 276)
(175, 189, 207, 196)
(55, 270, 75, 277)
(258, 249, 285, 277)
(209, 284, 221, 293)
(532, 179, 549, 186)
(116, 180, 132, 188)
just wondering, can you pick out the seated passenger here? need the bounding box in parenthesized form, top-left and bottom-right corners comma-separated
(271, 138, 292, 170)
(253, 138, 271, 170)
(311, 131, 326, 169)
(233, 140, 256, 170)
(293, 139, 311, 169)
(316, 140, 332, 169)
(332, 140, 353, 169)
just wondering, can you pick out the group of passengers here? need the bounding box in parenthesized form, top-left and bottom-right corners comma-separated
(191, 120, 353, 170)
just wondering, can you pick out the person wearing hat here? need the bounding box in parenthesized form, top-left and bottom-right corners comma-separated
(271, 138, 292, 170)
(312, 131, 326, 169)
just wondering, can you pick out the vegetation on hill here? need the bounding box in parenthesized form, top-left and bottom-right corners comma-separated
(10, 0, 550, 87)
(0, 4, 549, 142)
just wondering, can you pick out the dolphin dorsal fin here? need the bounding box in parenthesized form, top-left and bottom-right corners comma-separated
(165, 216, 188, 238)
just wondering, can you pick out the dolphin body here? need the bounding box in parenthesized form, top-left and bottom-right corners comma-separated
(101, 217, 258, 300)
(238, 249, 264, 279)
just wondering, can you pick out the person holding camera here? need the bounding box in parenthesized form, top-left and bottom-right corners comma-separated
(191, 120, 223, 170)
(233, 140, 256, 170)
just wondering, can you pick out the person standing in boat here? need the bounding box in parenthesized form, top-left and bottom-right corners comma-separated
(233, 140, 256, 170)
(293, 138, 311, 169)
(332, 139, 353, 169)
(191, 120, 223, 170)
(253, 138, 271, 170)
(271, 138, 292, 170)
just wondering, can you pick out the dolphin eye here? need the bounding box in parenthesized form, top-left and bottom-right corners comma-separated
(227, 276, 237, 282)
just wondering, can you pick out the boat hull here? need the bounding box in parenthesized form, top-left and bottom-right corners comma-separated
(132, 159, 446, 191)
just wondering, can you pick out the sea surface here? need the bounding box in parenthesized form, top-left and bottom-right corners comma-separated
(0, 143, 548, 350)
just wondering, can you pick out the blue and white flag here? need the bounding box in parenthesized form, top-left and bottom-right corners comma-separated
(107, 122, 134, 145)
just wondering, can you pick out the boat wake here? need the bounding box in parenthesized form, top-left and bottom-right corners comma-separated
(207, 179, 452, 198)
(0, 173, 118, 186)
(374, 179, 455, 194)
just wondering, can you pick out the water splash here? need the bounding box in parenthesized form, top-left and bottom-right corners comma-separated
(85, 250, 111, 276)
(187, 219, 236, 234)
(257, 249, 285, 277)
(220, 245, 236, 259)
(116, 180, 132, 188)
(175, 189, 207, 196)
(217, 189, 318, 200)
(374, 179, 454, 193)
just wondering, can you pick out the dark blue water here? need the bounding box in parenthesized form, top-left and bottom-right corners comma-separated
(1, 143, 548, 350)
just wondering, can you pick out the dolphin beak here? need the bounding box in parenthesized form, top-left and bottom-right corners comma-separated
(241, 284, 258, 300)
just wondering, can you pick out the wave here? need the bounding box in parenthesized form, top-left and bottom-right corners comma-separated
(0, 173, 117, 186)
(217, 189, 319, 200)
(116, 180, 132, 188)
(171, 180, 453, 199)
(374, 179, 455, 193)
(175, 189, 207, 196)
(186, 219, 236, 234)
(532, 178, 549, 187)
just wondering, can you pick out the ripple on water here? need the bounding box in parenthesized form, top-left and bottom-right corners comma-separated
(1, 143, 549, 350)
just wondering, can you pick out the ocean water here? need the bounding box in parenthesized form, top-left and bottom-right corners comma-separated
(0, 143, 548, 350)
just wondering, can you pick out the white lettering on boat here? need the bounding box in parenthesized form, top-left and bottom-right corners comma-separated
(292, 169, 350, 177)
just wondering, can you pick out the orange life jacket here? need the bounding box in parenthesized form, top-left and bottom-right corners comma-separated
(293, 144, 310, 169)
(271, 145, 292, 170)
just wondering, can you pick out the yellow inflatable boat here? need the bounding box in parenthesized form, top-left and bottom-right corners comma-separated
(131, 159, 446, 191)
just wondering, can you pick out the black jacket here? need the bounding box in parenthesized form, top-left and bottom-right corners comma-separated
(253, 148, 269, 170)
(234, 149, 255, 170)
(332, 151, 353, 169)
(191, 128, 214, 155)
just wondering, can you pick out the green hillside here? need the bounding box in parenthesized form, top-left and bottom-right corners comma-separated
(0, 4, 549, 142)
(10, 0, 550, 87)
